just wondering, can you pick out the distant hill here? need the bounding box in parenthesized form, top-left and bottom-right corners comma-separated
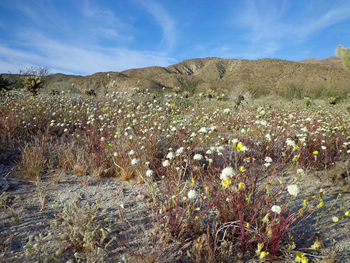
(3, 56, 350, 99)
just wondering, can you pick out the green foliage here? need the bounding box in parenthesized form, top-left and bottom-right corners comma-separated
(19, 66, 49, 95)
(175, 76, 200, 97)
(22, 76, 43, 95)
(336, 45, 350, 70)
(0, 75, 13, 92)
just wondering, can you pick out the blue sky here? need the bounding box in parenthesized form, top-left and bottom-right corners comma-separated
(1, 0, 350, 75)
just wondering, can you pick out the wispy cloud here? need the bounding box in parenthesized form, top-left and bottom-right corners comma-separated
(136, 0, 177, 50)
(0, 31, 176, 75)
(232, 0, 350, 57)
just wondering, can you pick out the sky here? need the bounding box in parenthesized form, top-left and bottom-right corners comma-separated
(1, 0, 350, 75)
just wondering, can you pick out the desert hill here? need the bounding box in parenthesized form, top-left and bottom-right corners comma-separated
(4, 56, 350, 99)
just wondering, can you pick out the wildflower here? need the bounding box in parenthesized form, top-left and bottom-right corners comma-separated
(345, 211, 350, 217)
(146, 170, 153, 177)
(286, 138, 295, 147)
(131, 158, 139, 165)
(311, 240, 321, 250)
(236, 142, 244, 152)
(113, 152, 118, 157)
(262, 213, 270, 223)
(100, 137, 106, 142)
(257, 242, 264, 252)
(166, 152, 175, 160)
(128, 150, 135, 156)
(162, 160, 170, 167)
(238, 182, 245, 190)
(199, 127, 207, 133)
(220, 167, 235, 180)
(193, 153, 203, 160)
(287, 184, 299, 197)
(332, 216, 339, 223)
(316, 199, 324, 209)
(271, 205, 282, 214)
(221, 178, 232, 188)
(239, 166, 245, 173)
(259, 251, 269, 260)
(295, 252, 309, 263)
(187, 189, 198, 200)
(265, 156, 272, 163)
(176, 147, 184, 156)
(297, 168, 304, 176)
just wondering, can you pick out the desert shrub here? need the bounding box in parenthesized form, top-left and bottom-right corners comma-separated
(336, 44, 350, 70)
(175, 76, 200, 97)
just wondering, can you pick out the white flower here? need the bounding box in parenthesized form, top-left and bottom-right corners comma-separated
(287, 184, 299, 197)
(271, 205, 282, 214)
(264, 163, 271, 168)
(128, 150, 135, 156)
(296, 168, 304, 176)
(223, 108, 231, 114)
(193, 153, 203, 160)
(162, 160, 170, 167)
(286, 138, 295, 147)
(131, 158, 139, 165)
(220, 167, 235, 180)
(265, 156, 273, 163)
(113, 152, 118, 157)
(146, 170, 153, 177)
(176, 147, 184, 156)
(199, 127, 208, 133)
(166, 152, 175, 160)
(187, 189, 198, 200)
(206, 149, 212, 155)
(100, 137, 106, 142)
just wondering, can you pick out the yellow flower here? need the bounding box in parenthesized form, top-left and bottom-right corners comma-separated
(267, 227, 272, 238)
(221, 179, 232, 188)
(313, 151, 319, 155)
(238, 182, 245, 190)
(332, 216, 339, 223)
(236, 142, 243, 152)
(316, 200, 324, 209)
(194, 216, 199, 221)
(239, 166, 245, 173)
(293, 145, 300, 151)
(311, 240, 321, 250)
(257, 243, 264, 251)
(295, 252, 308, 263)
(246, 222, 250, 228)
(345, 211, 350, 217)
(262, 213, 270, 223)
(191, 178, 196, 184)
(259, 251, 269, 259)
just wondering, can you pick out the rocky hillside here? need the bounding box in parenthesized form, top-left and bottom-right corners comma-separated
(4, 56, 350, 98)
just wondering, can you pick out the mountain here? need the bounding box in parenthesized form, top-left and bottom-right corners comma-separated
(4, 57, 350, 99)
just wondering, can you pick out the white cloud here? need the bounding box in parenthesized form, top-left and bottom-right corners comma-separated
(0, 32, 176, 75)
(232, 0, 350, 57)
(136, 0, 177, 50)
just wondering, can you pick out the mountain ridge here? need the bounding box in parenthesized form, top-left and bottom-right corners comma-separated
(3, 56, 349, 98)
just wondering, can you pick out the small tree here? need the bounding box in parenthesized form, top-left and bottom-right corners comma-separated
(336, 45, 350, 70)
(20, 66, 49, 95)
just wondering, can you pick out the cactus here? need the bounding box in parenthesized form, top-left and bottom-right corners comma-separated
(336, 45, 350, 70)
(22, 75, 43, 95)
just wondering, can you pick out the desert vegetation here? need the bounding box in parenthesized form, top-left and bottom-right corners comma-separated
(0, 82, 349, 262)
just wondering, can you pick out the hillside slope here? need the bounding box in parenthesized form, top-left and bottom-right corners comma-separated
(5, 56, 350, 98)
